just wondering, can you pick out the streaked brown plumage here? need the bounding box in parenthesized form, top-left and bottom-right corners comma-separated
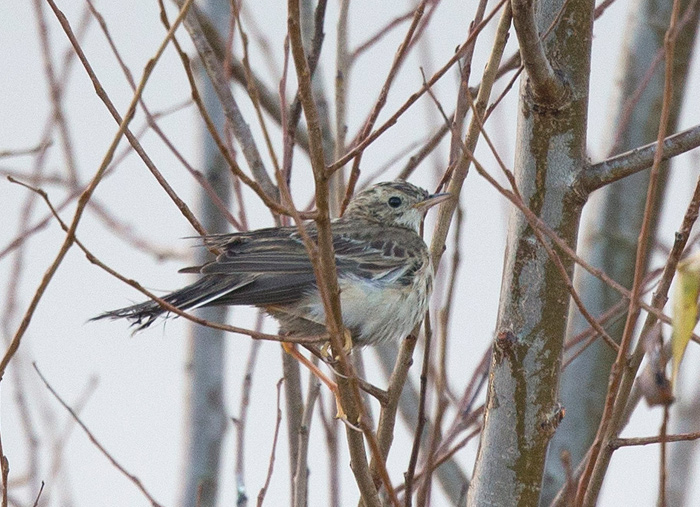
(95, 181, 450, 347)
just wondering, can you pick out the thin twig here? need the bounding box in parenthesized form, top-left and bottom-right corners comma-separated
(45, 376, 99, 500)
(436, 206, 463, 401)
(5, 175, 324, 346)
(332, 0, 350, 215)
(341, 0, 430, 213)
(327, 0, 509, 175)
(404, 316, 433, 506)
(416, 320, 446, 506)
(462, 80, 620, 353)
(432, 349, 489, 465)
(233, 316, 263, 506)
(33, 0, 79, 187)
(184, 2, 311, 152)
(88, 199, 187, 261)
(0, 0, 196, 381)
(350, 8, 417, 61)
(257, 380, 284, 507)
(62, 0, 208, 235)
(33, 364, 163, 507)
(610, 430, 700, 449)
(371, 1, 509, 497)
(0, 142, 53, 160)
(659, 405, 669, 506)
(0, 113, 186, 263)
(287, 2, 388, 505)
(283, 0, 329, 187)
(429, 0, 511, 270)
(398, 120, 452, 181)
(292, 371, 321, 507)
(175, 0, 278, 202)
(0, 431, 7, 507)
(161, 1, 290, 220)
(231, 3, 281, 178)
(31, 481, 45, 507)
(88, 0, 243, 231)
(397, 423, 483, 497)
(579, 0, 685, 500)
(318, 394, 341, 507)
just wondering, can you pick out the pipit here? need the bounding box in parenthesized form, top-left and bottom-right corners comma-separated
(95, 180, 450, 415)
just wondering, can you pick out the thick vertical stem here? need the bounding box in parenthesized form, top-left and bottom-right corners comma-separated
(466, 0, 593, 503)
(179, 2, 230, 505)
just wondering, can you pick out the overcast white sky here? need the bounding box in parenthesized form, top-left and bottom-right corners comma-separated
(2, 0, 700, 506)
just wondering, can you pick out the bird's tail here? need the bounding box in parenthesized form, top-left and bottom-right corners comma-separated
(91, 276, 246, 331)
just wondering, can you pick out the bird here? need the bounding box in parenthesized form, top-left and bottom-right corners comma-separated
(95, 180, 450, 349)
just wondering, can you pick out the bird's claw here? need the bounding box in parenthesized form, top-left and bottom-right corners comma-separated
(320, 329, 354, 360)
(343, 329, 353, 353)
(337, 411, 363, 432)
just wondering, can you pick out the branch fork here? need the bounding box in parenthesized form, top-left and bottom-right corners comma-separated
(511, 0, 570, 108)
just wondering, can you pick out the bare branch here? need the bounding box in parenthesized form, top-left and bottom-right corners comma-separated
(233, 327, 262, 505)
(33, 364, 164, 507)
(50, 0, 208, 237)
(5, 175, 325, 346)
(292, 373, 320, 507)
(579, 123, 700, 193)
(88, 0, 243, 230)
(341, 0, 430, 210)
(511, 0, 568, 106)
(257, 380, 284, 507)
(174, 0, 278, 202)
(411, 317, 436, 506)
(0, 0, 196, 381)
(287, 1, 387, 505)
(186, 2, 311, 152)
(0, 431, 7, 507)
(0, 141, 52, 160)
(579, 0, 685, 500)
(327, 0, 508, 174)
(611, 431, 700, 449)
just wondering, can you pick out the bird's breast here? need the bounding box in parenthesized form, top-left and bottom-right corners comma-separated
(338, 258, 433, 346)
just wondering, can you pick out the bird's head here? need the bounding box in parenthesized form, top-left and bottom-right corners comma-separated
(344, 181, 451, 232)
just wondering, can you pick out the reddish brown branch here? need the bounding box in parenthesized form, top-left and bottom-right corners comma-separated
(0, 0, 196, 381)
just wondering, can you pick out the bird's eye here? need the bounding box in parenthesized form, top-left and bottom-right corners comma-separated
(388, 196, 402, 208)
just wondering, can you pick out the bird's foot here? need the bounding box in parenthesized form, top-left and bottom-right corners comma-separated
(320, 329, 353, 360)
(337, 410, 362, 431)
(282, 341, 347, 419)
(320, 341, 332, 359)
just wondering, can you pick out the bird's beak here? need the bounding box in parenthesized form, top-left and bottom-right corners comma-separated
(414, 192, 452, 212)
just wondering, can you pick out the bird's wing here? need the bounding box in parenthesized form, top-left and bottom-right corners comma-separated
(195, 228, 316, 306)
(332, 232, 423, 285)
(188, 226, 421, 306)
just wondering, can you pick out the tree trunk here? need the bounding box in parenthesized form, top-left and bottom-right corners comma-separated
(179, 1, 230, 505)
(467, 0, 594, 502)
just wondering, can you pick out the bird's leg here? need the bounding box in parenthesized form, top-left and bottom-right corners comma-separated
(281, 342, 346, 420)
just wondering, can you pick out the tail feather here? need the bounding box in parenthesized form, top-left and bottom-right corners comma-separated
(92, 275, 253, 330)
